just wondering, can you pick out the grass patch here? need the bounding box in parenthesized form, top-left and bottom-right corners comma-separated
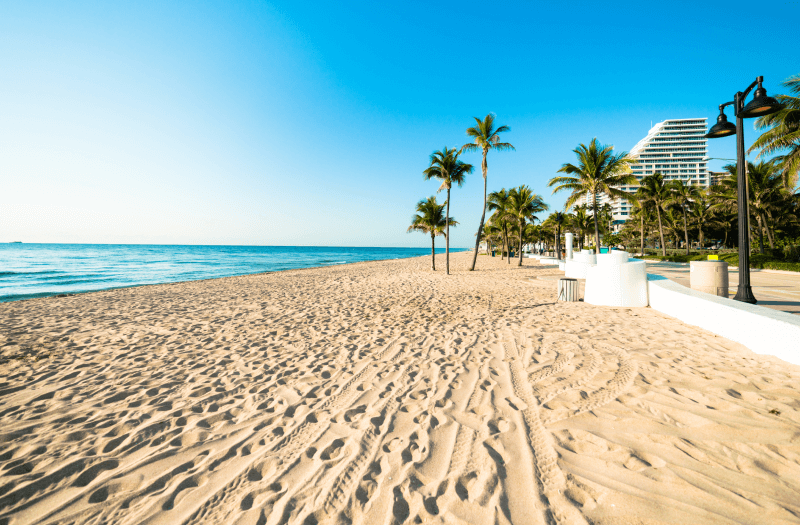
(642, 252, 800, 272)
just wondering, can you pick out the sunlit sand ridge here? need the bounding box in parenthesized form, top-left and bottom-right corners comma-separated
(1, 251, 800, 525)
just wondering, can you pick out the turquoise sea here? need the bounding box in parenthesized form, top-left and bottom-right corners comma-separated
(0, 244, 467, 303)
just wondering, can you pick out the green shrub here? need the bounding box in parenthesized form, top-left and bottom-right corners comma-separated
(642, 252, 800, 272)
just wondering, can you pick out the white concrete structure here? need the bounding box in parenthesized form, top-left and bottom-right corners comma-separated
(565, 233, 574, 260)
(584, 251, 649, 307)
(647, 275, 800, 365)
(689, 260, 729, 297)
(576, 119, 709, 232)
(564, 250, 596, 279)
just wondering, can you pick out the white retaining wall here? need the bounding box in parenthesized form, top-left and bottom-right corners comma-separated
(647, 274, 800, 366)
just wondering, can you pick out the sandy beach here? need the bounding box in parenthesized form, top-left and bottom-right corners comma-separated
(2, 251, 800, 525)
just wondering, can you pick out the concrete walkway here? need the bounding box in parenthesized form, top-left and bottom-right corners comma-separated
(644, 261, 800, 316)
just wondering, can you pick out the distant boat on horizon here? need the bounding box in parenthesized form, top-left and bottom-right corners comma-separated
(7, 241, 22, 243)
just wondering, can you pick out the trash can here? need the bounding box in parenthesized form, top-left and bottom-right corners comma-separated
(491, 250, 495, 257)
(557, 278, 579, 302)
(690, 260, 729, 297)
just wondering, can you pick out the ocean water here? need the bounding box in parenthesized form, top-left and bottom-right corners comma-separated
(0, 244, 467, 303)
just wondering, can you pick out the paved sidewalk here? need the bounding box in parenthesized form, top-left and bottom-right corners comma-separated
(644, 261, 800, 316)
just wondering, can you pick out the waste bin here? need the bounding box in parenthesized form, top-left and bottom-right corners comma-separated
(690, 260, 729, 297)
(557, 278, 579, 301)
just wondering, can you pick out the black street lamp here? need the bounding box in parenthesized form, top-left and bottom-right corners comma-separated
(704, 76, 781, 304)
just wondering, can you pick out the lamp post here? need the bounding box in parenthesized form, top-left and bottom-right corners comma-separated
(704, 76, 781, 304)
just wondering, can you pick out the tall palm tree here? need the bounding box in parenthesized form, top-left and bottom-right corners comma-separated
(749, 73, 800, 189)
(548, 138, 636, 253)
(670, 180, 702, 254)
(407, 196, 456, 271)
(487, 189, 513, 264)
(637, 173, 672, 256)
(507, 185, 549, 265)
(424, 147, 473, 274)
(461, 114, 515, 271)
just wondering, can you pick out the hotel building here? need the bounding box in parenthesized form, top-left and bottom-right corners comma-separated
(576, 118, 709, 231)
(709, 170, 731, 186)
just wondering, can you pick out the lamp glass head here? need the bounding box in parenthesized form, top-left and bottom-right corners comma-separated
(704, 110, 736, 138)
(740, 86, 782, 118)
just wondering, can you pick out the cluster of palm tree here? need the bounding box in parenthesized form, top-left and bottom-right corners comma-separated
(408, 74, 800, 270)
(623, 73, 800, 256)
(407, 114, 514, 274)
(480, 186, 549, 265)
(613, 162, 799, 257)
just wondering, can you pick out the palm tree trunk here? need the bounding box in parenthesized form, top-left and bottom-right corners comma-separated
(518, 219, 524, 266)
(505, 225, 511, 264)
(503, 224, 508, 261)
(446, 187, 451, 274)
(640, 214, 645, 256)
(656, 206, 666, 256)
(765, 216, 775, 249)
(469, 150, 489, 272)
(592, 193, 600, 254)
(430, 233, 436, 271)
(557, 224, 562, 260)
(683, 208, 689, 255)
(757, 215, 765, 254)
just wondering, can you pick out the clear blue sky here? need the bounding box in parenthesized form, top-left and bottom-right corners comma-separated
(2, 0, 798, 247)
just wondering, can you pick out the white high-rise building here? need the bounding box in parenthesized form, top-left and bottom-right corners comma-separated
(575, 119, 709, 231)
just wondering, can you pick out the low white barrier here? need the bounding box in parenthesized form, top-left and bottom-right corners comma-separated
(647, 274, 800, 365)
(584, 253, 648, 307)
(538, 257, 559, 266)
(565, 250, 596, 279)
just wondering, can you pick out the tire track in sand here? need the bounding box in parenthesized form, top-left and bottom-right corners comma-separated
(504, 332, 588, 525)
(541, 340, 637, 426)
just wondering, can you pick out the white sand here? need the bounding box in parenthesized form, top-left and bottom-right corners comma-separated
(1, 251, 799, 525)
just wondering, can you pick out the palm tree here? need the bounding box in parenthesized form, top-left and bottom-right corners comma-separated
(670, 180, 702, 254)
(522, 223, 542, 252)
(487, 189, 513, 264)
(572, 204, 592, 250)
(424, 147, 473, 274)
(461, 114, 515, 271)
(628, 190, 650, 255)
(482, 221, 503, 255)
(507, 185, 549, 265)
(717, 161, 786, 252)
(637, 173, 672, 256)
(749, 73, 800, 189)
(691, 194, 714, 248)
(663, 206, 682, 249)
(553, 212, 566, 259)
(548, 138, 636, 253)
(598, 203, 614, 236)
(407, 196, 456, 271)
